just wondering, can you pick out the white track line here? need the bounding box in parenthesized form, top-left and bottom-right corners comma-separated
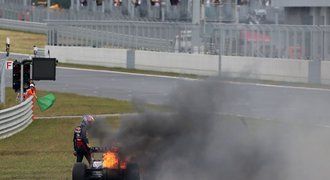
(58, 66, 196, 81)
(35, 113, 138, 120)
(223, 81, 330, 92)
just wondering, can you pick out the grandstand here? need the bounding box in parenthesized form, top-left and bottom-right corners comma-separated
(0, 0, 281, 23)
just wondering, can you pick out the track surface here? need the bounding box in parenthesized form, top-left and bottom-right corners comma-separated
(2, 53, 330, 125)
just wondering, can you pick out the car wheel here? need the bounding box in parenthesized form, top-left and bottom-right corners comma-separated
(72, 162, 87, 180)
(126, 163, 140, 180)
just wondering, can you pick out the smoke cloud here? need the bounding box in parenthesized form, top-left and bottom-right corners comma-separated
(91, 78, 330, 180)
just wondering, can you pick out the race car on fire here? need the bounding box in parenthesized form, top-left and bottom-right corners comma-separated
(72, 146, 140, 180)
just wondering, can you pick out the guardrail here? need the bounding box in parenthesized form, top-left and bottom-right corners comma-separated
(0, 18, 47, 34)
(0, 96, 33, 139)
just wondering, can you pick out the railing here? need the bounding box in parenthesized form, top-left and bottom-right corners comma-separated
(0, 18, 47, 34)
(209, 24, 330, 60)
(47, 22, 185, 52)
(1, 17, 329, 60)
(45, 19, 330, 60)
(0, 96, 33, 139)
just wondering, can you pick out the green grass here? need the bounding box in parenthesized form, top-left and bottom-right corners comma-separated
(0, 88, 130, 179)
(0, 112, 327, 179)
(0, 117, 120, 179)
(0, 29, 46, 55)
(0, 88, 134, 117)
(0, 114, 298, 179)
(58, 63, 200, 79)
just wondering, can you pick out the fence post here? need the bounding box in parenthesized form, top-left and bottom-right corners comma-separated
(0, 59, 6, 104)
(308, 60, 321, 84)
(218, 30, 222, 77)
(191, 0, 201, 54)
(127, 49, 135, 69)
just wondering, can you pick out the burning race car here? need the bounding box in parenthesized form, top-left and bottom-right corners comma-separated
(72, 147, 140, 180)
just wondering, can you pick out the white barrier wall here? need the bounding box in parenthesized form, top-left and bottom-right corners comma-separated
(222, 56, 310, 83)
(134, 50, 219, 76)
(46, 46, 321, 83)
(321, 61, 330, 84)
(45, 46, 127, 68)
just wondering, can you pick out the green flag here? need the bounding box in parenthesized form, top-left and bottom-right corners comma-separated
(37, 93, 56, 112)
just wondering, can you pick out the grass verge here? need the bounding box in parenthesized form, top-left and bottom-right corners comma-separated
(0, 88, 134, 117)
(0, 117, 120, 179)
(0, 114, 313, 179)
(0, 29, 46, 55)
(0, 112, 326, 179)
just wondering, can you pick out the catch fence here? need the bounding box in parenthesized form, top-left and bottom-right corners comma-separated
(46, 20, 330, 60)
(0, 1, 329, 60)
(47, 21, 194, 52)
(208, 24, 330, 60)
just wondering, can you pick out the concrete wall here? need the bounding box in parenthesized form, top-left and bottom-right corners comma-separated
(135, 51, 219, 76)
(321, 61, 330, 84)
(45, 46, 127, 68)
(46, 46, 324, 84)
(221, 56, 309, 83)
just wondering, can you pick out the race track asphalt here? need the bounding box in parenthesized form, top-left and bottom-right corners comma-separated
(2, 53, 330, 125)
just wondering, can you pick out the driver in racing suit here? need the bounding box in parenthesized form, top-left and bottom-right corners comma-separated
(73, 115, 95, 166)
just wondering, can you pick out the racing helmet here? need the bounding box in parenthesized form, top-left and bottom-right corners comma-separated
(81, 115, 95, 126)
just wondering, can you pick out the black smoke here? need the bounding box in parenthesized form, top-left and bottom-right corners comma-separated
(98, 79, 284, 180)
(90, 78, 330, 180)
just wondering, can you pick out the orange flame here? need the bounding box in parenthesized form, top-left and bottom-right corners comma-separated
(120, 161, 127, 169)
(103, 152, 119, 169)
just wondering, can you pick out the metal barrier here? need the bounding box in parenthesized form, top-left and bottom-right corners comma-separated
(1, 17, 328, 60)
(0, 96, 33, 139)
(207, 24, 330, 60)
(0, 18, 47, 34)
(47, 22, 185, 52)
(45, 20, 330, 59)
